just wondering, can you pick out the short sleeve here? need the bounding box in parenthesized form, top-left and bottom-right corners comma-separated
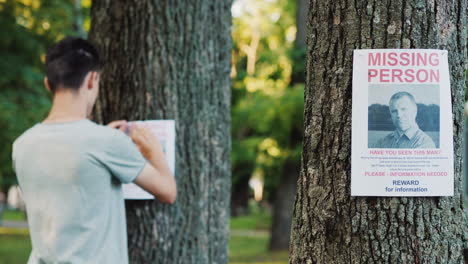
(102, 129, 147, 184)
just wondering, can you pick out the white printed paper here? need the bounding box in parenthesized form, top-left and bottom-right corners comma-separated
(351, 49, 453, 196)
(123, 120, 175, 199)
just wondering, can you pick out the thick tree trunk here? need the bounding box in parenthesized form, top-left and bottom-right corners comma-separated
(290, 0, 467, 263)
(88, 1, 232, 263)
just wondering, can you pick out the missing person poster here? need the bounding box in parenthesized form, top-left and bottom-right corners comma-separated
(351, 49, 454, 196)
(123, 120, 175, 199)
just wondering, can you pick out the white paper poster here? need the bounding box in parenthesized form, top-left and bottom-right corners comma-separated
(351, 49, 453, 196)
(123, 120, 175, 199)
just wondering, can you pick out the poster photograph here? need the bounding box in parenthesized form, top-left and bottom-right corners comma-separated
(122, 120, 176, 199)
(351, 49, 453, 196)
(368, 84, 440, 149)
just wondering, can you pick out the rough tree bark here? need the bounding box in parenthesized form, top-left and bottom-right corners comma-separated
(290, 0, 467, 263)
(269, 0, 308, 251)
(88, 1, 232, 263)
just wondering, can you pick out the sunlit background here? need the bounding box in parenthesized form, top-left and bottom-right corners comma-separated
(0, 0, 465, 264)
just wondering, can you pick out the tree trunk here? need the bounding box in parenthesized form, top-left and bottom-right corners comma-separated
(88, 1, 232, 263)
(294, 0, 307, 50)
(290, 0, 466, 263)
(269, 0, 308, 251)
(72, 0, 86, 37)
(230, 172, 250, 217)
(270, 158, 300, 251)
(290, 0, 308, 86)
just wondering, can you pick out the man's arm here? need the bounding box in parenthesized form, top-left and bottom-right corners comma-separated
(129, 124, 177, 204)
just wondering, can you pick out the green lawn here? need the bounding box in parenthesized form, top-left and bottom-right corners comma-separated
(229, 234, 288, 264)
(0, 234, 31, 264)
(230, 211, 272, 231)
(2, 210, 26, 222)
(0, 211, 288, 264)
(0, 210, 31, 264)
(229, 211, 288, 264)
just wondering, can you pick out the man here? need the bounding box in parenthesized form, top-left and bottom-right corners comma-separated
(12, 37, 176, 263)
(373, 91, 436, 148)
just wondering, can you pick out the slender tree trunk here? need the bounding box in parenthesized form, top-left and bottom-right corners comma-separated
(290, 0, 467, 263)
(89, 1, 232, 263)
(294, 0, 308, 51)
(270, 158, 300, 250)
(73, 0, 86, 37)
(230, 172, 250, 217)
(269, 0, 308, 251)
(231, 159, 255, 217)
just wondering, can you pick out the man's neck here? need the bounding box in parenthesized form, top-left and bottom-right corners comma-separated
(43, 91, 88, 123)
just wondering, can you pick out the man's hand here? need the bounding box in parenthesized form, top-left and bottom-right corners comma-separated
(129, 124, 165, 161)
(107, 120, 128, 133)
(128, 123, 177, 203)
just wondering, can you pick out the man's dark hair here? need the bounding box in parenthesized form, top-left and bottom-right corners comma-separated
(45, 37, 101, 93)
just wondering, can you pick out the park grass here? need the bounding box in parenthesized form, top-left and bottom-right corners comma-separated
(0, 234, 31, 264)
(0, 227, 29, 236)
(0, 210, 288, 264)
(229, 233, 288, 264)
(230, 210, 272, 231)
(2, 210, 26, 222)
(229, 211, 288, 264)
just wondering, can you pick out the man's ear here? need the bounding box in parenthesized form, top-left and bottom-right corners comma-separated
(86, 71, 99, 90)
(44, 77, 52, 93)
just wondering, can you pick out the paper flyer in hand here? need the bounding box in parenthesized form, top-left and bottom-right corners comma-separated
(351, 49, 453, 196)
(123, 120, 175, 199)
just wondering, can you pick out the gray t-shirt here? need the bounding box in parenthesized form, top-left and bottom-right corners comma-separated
(12, 119, 147, 264)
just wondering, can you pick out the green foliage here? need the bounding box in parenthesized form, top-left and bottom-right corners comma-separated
(0, 0, 88, 190)
(231, 0, 304, 201)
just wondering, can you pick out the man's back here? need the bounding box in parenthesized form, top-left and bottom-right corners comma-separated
(12, 119, 146, 264)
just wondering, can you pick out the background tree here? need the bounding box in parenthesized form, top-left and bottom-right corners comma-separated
(230, 0, 297, 216)
(290, 0, 467, 263)
(230, 0, 303, 217)
(0, 0, 88, 193)
(230, 0, 306, 251)
(269, 0, 307, 251)
(89, 1, 232, 263)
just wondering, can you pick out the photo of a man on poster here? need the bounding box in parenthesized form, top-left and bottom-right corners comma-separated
(352, 50, 453, 197)
(373, 91, 435, 148)
(368, 84, 440, 149)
